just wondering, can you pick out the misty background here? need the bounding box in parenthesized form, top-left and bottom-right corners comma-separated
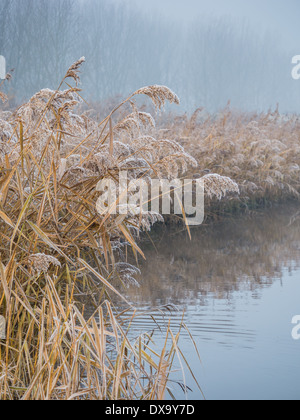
(0, 0, 299, 113)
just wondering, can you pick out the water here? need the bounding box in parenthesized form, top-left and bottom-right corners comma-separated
(122, 204, 300, 400)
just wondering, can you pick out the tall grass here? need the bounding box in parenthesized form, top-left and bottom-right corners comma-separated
(0, 59, 210, 400)
(156, 106, 300, 214)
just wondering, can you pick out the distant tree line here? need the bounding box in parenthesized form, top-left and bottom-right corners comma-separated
(0, 0, 298, 113)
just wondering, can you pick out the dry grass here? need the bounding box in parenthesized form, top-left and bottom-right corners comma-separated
(156, 105, 300, 214)
(0, 59, 213, 400)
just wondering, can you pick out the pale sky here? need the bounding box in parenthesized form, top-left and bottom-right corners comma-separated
(114, 0, 300, 51)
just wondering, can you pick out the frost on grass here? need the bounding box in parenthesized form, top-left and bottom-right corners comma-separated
(0, 60, 207, 401)
(114, 262, 141, 288)
(0, 59, 242, 265)
(161, 107, 300, 202)
(202, 174, 240, 200)
(28, 254, 61, 276)
(134, 85, 180, 111)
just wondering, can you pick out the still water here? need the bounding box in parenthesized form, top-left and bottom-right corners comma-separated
(123, 204, 300, 400)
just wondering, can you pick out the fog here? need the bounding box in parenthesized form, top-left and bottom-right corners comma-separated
(127, 0, 300, 50)
(1, 0, 299, 113)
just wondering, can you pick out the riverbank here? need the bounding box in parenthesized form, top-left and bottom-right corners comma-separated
(156, 107, 300, 219)
(1, 62, 203, 400)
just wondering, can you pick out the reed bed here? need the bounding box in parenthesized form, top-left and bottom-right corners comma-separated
(156, 106, 300, 215)
(0, 59, 214, 400)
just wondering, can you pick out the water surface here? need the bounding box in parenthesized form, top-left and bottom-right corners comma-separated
(123, 204, 300, 400)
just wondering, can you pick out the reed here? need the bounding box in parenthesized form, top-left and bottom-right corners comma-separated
(155, 106, 300, 215)
(0, 59, 217, 400)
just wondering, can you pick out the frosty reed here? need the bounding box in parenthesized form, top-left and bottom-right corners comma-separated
(156, 105, 300, 213)
(2, 57, 238, 400)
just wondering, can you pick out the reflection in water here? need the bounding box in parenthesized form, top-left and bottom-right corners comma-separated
(129, 204, 300, 305)
(121, 204, 300, 400)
